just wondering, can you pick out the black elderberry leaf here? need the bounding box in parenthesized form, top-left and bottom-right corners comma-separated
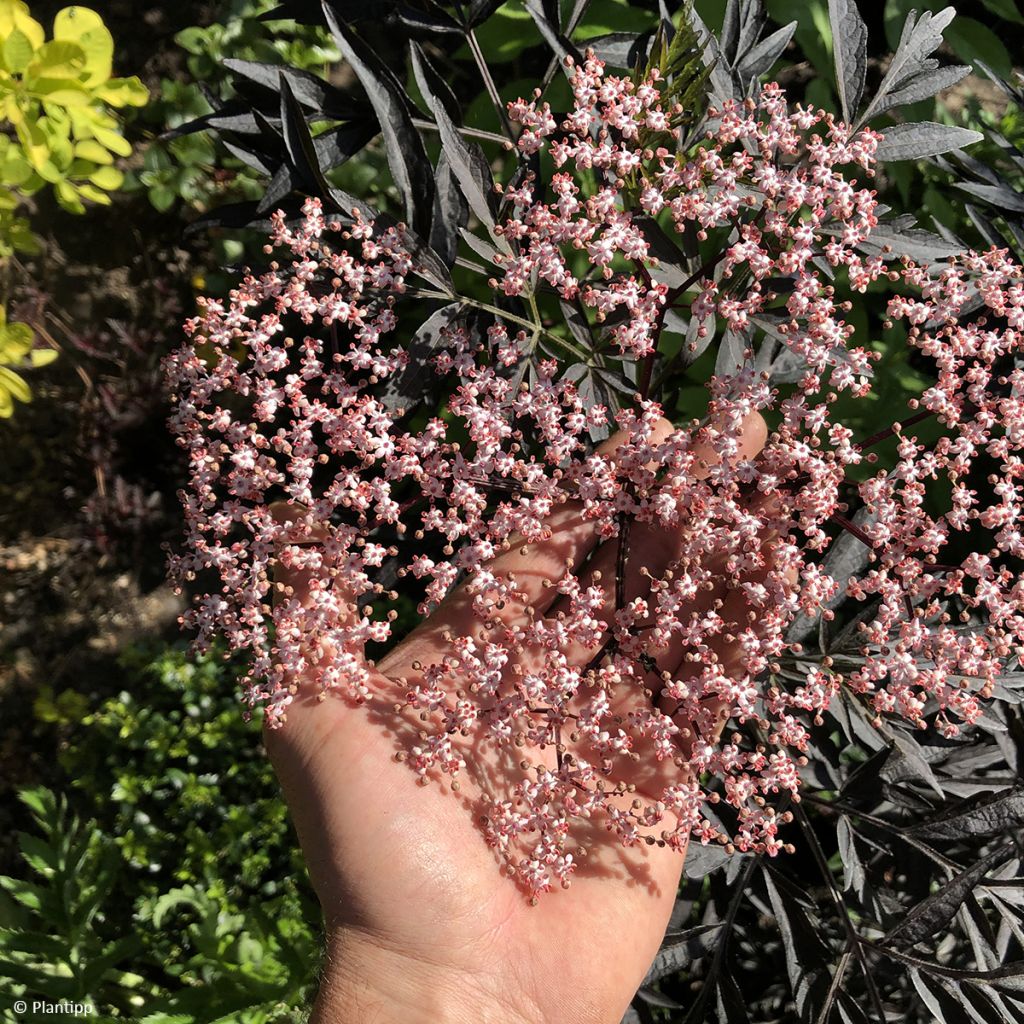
(220, 136, 276, 176)
(279, 75, 337, 200)
(429, 151, 469, 267)
(857, 217, 964, 262)
(762, 866, 832, 1021)
(323, 6, 435, 237)
(910, 970, 976, 1024)
(184, 200, 280, 236)
(313, 121, 379, 173)
(955, 181, 1024, 214)
(559, 300, 594, 352)
(882, 729, 945, 798)
(868, 64, 972, 119)
(523, 0, 584, 66)
(380, 303, 466, 413)
(735, 20, 797, 84)
(905, 789, 1024, 842)
(886, 844, 1013, 950)
(467, 0, 506, 27)
(835, 992, 870, 1024)
(642, 924, 724, 984)
(876, 122, 983, 161)
(636, 987, 684, 1010)
(828, 0, 868, 123)
(256, 162, 298, 216)
(584, 31, 656, 71)
(222, 59, 359, 119)
(410, 43, 497, 232)
(719, 0, 765, 70)
(162, 105, 261, 140)
(859, 7, 957, 127)
(393, 4, 463, 35)
(713, 967, 751, 1024)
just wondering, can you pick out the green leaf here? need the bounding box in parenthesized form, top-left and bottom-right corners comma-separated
(148, 184, 176, 212)
(18, 787, 56, 821)
(981, 0, 1024, 24)
(0, 874, 46, 911)
(944, 16, 1013, 78)
(4, 28, 36, 74)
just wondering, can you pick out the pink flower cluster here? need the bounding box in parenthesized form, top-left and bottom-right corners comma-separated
(167, 53, 1024, 897)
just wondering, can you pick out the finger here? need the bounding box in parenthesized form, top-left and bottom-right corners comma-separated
(546, 411, 768, 671)
(383, 418, 675, 678)
(267, 501, 369, 723)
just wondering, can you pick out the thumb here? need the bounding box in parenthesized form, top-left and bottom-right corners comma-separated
(266, 501, 368, 727)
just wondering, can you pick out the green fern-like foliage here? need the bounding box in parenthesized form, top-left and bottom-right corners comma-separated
(0, 788, 149, 1018)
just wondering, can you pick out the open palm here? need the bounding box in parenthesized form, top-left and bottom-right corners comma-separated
(265, 413, 767, 1024)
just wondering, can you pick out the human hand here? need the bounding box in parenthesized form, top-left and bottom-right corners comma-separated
(265, 412, 767, 1024)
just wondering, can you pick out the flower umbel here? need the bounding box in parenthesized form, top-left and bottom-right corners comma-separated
(168, 58, 1024, 898)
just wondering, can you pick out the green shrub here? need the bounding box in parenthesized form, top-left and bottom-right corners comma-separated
(7, 641, 323, 1019)
(0, 1, 148, 416)
(39, 643, 309, 918)
(0, 786, 319, 1022)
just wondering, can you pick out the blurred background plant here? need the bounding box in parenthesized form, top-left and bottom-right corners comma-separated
(0, 1, 146, 417)
(1, 1, 1024, 1021)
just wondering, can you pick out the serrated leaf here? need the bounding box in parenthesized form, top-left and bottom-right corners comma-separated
(876, 122, 983, 161)
(763, 866, 831, 1019)
(381, 303, 465, 413)
(906, 789, 1024, 841)
(321, 10, 434, 236)
(714, 327, 748, 377)
(954, 181, 1024, 214)
(860, 220, 963, 261)
(887, 844, 1013, 950)
(861, 7, 957, 126)
(584, 31, 654, 70)
(642, 924, 723, 983)
(828, 0, 868, 122)
(278, 74, 334, 206)
(410, 43, 496, 233)
(868, 64, 972, 118)
(735, 21, 796, 82)
(429, 150, 468, 268)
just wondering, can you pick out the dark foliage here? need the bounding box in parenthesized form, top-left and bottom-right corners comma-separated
(167, 1, 1024, 1021)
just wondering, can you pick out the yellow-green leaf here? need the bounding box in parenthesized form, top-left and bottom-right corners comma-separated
(73, 138, 110, 163)
(87, 163, 121, 190)
(90, 125, 130, 157)
(0, 3, 44, 52)
(0, 364, 32, 404)
(4, 27, 35, 73)
(74, 181, 109, 203)
(53, 179, 83, 212)
(29, 39, 86, 78)
(30, 347, 57, 367)
(52, 5, 105, 41)
(54, 9, 111, 85)
(33, 79, 90, 105)
(94, 75, 148, 108)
